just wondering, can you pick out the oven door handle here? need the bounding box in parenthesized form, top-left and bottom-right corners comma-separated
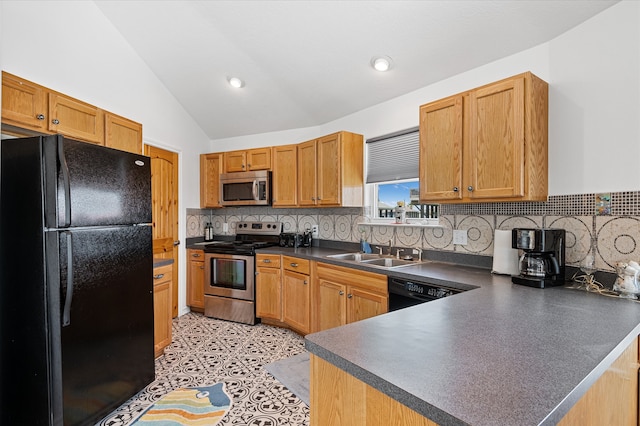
(252, 179, 259, 200)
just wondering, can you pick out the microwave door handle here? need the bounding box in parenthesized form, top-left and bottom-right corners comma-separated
(252, 179, 259, 200)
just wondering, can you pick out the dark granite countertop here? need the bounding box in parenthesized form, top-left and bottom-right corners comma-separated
(153, 258, 174, 268)
(187, 240, 640, 424)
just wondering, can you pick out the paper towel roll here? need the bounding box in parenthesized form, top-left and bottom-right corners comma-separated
(492, 230, 520, 276)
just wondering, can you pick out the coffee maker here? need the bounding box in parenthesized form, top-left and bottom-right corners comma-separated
(511, 228, 566, 288)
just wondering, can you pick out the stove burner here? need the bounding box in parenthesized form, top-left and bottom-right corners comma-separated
(204, 221, 282, 255)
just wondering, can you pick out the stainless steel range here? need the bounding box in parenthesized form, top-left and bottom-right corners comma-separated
(203, 221, 282, 325)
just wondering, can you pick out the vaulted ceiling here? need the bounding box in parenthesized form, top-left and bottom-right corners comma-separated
(95, 1, 618, 140)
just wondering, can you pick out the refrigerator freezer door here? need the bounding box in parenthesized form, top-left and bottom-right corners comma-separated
(43, 135, 152, 228)
(53, 225, 154, 425)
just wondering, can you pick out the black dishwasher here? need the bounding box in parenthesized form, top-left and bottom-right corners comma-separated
(388, 276, 464, 311)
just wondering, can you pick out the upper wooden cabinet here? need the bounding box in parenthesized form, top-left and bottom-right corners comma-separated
(272, 144, 298, 207)
(1, 72, 47, 132)
(224, 147, 271, 172)
(104, 112, 142, 154)
(297, 131, 364, 207)
(200, 153, 223, 208)
(48, 92, 104, 145)
(419, 72, 548, 203)
(1, 71, 142, 154)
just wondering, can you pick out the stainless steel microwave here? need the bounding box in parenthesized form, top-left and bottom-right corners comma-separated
(220, 170, 271, 206)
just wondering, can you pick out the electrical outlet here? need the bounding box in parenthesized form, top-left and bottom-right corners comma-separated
(311, 225, 319, 238)
(453, 229, 468, 245)
(223, 223, 229, 234)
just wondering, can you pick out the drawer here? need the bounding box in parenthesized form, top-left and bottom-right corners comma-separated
(257, 254, 281, 268)
(188, 249, 204, 260)
(153, 264, 172, 286)
(282, 256, 310, 275)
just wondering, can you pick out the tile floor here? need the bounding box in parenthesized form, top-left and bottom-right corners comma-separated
(98, 312, 310, 426)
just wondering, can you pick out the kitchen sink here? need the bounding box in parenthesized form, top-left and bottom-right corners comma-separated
(360, 258, 416, 268)
(325, 252, 421, 269)
(326, 253, 383, 261)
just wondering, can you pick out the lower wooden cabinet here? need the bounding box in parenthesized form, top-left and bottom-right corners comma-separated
(559, 336, 639, 426)
(282, 256, 312, 334)
(153, 263, 173, 358)
(256, 254, 283, 320)
(310, 354, 437, 426)
(187, 249, 205, 312)
(315, 262, 388, 332)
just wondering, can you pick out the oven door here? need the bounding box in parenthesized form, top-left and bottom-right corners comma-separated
(204, 252, 255, 301)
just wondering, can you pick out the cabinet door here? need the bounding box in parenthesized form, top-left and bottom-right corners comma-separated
(348, 287, 388, 324)
(317, 280, 347, 331)
(200, 153, 223, 208)
(297, 140, 317, 206)
(282, 269, 311, 334)
(1, 72, 47, 131)
(247, 147, 271, 171)
(48, 93, 104, 145)
(256, 266, 282, 320)
(187, 250, 205, 310)
(153, 264, 172, 358)
(467, 76, 525, 199)
(419, 95, 464, 202)
(224, 150, 246, 172)
(105, 112, 142, 154)
(272, 144, 298, 207)
(316, 133, 341, 206)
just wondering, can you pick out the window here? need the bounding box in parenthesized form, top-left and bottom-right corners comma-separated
(366, 128, 438, 221)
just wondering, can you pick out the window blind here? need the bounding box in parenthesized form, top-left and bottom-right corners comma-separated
(366, 127, 419, 183)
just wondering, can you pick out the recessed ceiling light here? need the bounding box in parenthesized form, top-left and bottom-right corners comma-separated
(371, 55, 393, 72)
(228, 77, 245, 88)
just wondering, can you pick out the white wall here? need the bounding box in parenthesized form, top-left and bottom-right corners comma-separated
(212, 1, 640, 196)
(1, 1, 210, 315)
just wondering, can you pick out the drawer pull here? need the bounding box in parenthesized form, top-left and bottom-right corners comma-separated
(192, 253, 201, 258)
(153, 273, 165, 280)
(290, 262, 298, 267)
(263, 259, 271, 263)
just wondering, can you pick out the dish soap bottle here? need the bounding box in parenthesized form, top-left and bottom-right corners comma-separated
(360, 232, 372, 254)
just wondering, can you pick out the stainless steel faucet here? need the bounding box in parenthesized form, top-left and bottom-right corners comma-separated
(413, 247, 423, 262)
(387, 240, 392, 256)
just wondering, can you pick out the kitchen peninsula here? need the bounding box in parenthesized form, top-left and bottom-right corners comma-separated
(301, 253, 640, 426)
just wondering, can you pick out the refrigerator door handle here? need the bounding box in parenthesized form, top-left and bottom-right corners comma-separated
(57, 138, 72, 227)
(62, 232, 74, 326)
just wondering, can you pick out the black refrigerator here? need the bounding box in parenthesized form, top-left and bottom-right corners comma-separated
(0, 135, 155, 425)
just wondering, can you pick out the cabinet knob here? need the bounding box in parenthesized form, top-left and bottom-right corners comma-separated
(247, 163, 251, 167)
(199, 266, 204, 270)
(453, 187, 459, 192)
(153, 273, 165, 280)
(339, 290, 344, 296)
(36, 114, 45, 120)
(52, 118, 60, 125)
(347, 293, 353, 299)
(303, 280, 308, 285)
(467, 186, 474, 192)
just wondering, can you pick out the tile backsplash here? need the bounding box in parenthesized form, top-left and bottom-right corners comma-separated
(187, 191, 640, 273)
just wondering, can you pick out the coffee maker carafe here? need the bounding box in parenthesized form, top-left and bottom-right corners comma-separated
(511, 228, 566, 288)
